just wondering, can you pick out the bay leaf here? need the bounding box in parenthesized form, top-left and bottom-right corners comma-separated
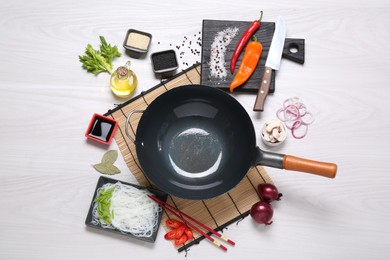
(92, 163, 121, 175)
(101, 150, 118, 165)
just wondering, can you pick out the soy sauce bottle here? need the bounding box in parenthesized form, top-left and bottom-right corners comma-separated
(110, 61, 138, 97)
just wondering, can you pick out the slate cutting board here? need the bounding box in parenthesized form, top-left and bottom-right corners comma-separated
(201, 19, 305, 93)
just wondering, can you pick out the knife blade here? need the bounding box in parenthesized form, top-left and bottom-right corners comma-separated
(253, 16, 286, 111)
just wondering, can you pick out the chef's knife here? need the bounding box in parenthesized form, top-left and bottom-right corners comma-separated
(253, 16, 286, 111)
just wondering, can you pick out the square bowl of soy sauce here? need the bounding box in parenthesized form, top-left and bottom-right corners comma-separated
(85, 114, 118, 145)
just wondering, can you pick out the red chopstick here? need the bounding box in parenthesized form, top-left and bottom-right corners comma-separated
(148, 195, 235, 250)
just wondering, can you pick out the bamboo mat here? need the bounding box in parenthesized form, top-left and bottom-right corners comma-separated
(104, 63, 273, 252)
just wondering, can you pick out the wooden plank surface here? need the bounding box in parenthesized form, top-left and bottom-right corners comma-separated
(1, 1, 390, 260)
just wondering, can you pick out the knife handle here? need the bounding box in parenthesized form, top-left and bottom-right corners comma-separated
(253, 66, 273, 111)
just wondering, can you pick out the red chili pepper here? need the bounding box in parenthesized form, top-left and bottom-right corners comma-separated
(164, 225, 186, 240)
(174, 234, 189, 246)
(230, 11, 263, 74)
(164, 229, 180, 240)
(166, 219, 184, 229)
(184, 227, 194, 240)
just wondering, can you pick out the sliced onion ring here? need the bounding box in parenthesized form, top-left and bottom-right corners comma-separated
(285, 119, 299, 129)
(277, 97, 315, 139)
(301, 111, 315, 125)
(291, 121, 308, 139)
(284, 105, 301, 121)
(283, 97, 302, 108)
(276, 108, 287, 121)
(297, 104, 307, 117)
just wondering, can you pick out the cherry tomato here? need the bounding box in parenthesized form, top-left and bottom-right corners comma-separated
(164, 225, 186, 240)
(174, 234, 189, 246)
(166, 219, 184, 229)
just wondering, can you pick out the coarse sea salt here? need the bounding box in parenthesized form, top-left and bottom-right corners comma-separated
(209, 27, 239, 79)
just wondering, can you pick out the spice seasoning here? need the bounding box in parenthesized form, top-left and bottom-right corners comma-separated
(156, 31, 202, 68)
(123, 29, 152, 58)
(126, 32, 151, 50)
(152, 51, 177, 71)
(209, 27, 239, 79)
(151, 50, 178, 78)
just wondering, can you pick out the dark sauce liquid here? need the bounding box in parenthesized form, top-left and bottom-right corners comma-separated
(88, 118, 114, 142)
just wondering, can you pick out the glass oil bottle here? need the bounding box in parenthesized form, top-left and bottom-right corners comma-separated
(110, 61, 138, 97)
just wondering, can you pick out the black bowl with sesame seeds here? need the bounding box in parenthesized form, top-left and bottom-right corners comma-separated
(151, 49, 178, 78)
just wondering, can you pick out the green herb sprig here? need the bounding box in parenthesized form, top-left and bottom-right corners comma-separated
(79, 36, 121, 75)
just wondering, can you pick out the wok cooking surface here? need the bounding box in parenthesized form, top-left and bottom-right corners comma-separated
(164, 116, 226, 180)
(135, 85, 256, 199)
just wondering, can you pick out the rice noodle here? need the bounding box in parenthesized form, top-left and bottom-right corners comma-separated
(91, 182, 161, 237)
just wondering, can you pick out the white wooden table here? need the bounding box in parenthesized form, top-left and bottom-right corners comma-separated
(1, 0, 389, 259)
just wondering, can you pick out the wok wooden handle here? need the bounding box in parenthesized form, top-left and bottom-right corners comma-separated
(283, 155, 337, 178)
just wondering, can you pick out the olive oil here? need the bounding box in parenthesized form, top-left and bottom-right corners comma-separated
(110, 61, 137, 97)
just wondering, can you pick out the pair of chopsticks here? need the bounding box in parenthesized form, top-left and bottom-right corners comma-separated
(148, 195, 235, 251)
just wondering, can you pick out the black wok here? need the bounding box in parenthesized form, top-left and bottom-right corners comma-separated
(126, 85, 337, 200)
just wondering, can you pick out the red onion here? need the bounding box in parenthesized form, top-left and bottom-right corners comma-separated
(258, 183, 282, 202)
(250, 201, 273, 225)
